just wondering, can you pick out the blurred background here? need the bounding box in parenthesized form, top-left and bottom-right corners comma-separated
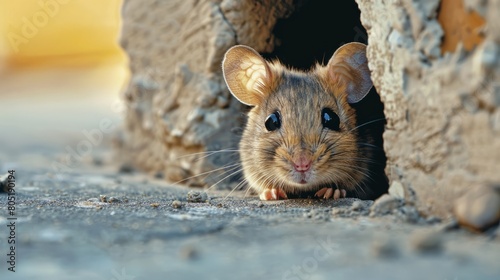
(0, 0, 128, 165)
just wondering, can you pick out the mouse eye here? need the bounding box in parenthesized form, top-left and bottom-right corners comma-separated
(265, 111, 281, 131)
(321, 108, 340, 131)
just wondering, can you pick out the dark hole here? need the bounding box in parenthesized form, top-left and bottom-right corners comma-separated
(263, 0, 367, 70)
(262, 0, 389, 199)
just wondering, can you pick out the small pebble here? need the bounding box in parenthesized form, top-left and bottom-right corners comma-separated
(454, 184, 500, 232)
(172, 200, 182, 209)
(108, 197, 120, 203)
(187, 190, 208, 203)
(350, 200, 365, 211)
(388, 181, 406, 199)
(99, 195, 107, 203)
(331, 208, 344, 216)
(150, 203, 160, 208)
(410, 230, 443, 254)
(396, 206, 421, 224)
(370, 194, 402, 215)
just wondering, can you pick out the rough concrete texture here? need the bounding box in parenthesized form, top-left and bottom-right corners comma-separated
(119, 0, 296, 188)
(1, 163, 500, 280)
(356, 0, 500, 218)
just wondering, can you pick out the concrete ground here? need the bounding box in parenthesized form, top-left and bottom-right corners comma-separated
(0, 66, 499, 280)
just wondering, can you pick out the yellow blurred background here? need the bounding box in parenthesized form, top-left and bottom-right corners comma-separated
(0, 0, 129, 161)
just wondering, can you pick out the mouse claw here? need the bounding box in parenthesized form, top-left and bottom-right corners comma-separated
(259, 188, 288, 201)
(315, 187, 333, 199)
(333, 189, 341, 200)
(316, 187, 346, 200)
(333, 189, 347, 200)
(315, 187, 328, 198)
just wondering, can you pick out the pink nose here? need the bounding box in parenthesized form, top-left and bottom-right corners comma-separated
(294, 159, 311, 172)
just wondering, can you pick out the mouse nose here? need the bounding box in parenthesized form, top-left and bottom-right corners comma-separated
(294, 157, 312, 172)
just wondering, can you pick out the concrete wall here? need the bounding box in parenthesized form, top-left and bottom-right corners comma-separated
(356, 0, 500, 217)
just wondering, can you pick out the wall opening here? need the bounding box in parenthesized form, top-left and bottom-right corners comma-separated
(264, 0, 388, 198)
(263, 0, 367, 70)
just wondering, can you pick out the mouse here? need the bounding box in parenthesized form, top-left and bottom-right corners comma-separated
(222, 42, 388, 200)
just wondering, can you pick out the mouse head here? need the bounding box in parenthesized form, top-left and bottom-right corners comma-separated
(222, 43, 373, 193)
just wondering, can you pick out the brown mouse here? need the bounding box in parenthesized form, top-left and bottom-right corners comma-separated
(222, 43, 388, 200)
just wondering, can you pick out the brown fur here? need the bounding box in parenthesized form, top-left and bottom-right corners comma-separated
(223, 44, 388, 199)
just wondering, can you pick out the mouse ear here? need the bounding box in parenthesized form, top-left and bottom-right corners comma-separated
(326, 42, 373, 104)
(222, 45, 275, 106)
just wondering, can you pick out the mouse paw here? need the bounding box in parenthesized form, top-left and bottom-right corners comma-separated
(259, 188, 288, 200)
(315, 187, 346, 200)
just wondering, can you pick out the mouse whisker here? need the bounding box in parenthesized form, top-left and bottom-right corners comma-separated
(322, 170, 354, 193)
(332, 160, 380, 184)
(356, 142, 383, 150)
(325, 163, 373, 195)
(336, 154, 383, 165)
(327, 117, 387, 150)
(243, 181, 254, 198)
(222, 179, 247, 201)
(175, 149, 240, 161)
(331, 162, 375, 175)
(192, 151, 240, 163)
(205, 167, 244, 193)
(353, 181, 370, 197)
(352, 117, 387, 131)
(169, 162, 241, 188)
